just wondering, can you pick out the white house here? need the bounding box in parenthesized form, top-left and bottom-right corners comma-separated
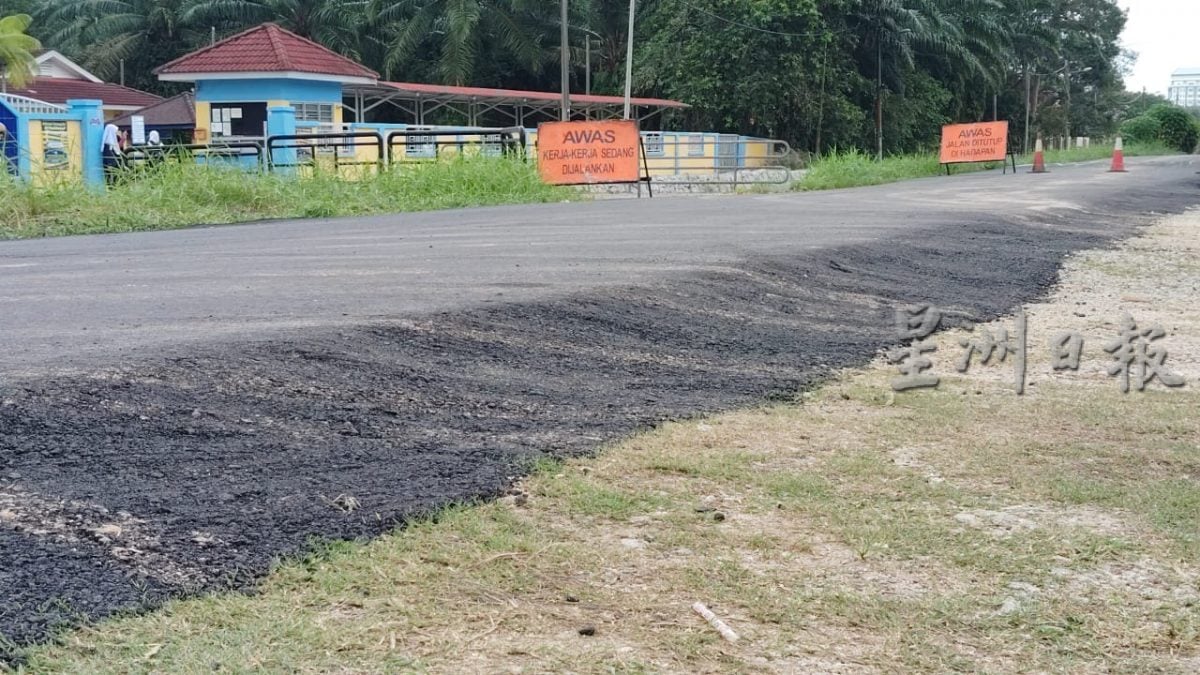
(2, 50, 161, 120)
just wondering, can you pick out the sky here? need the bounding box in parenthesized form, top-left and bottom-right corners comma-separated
(1118, 0, 1200, 94)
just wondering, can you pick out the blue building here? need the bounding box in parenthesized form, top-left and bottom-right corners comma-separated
(153, 23, 379, 142)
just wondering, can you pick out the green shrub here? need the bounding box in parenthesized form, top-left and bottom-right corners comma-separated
(1119, 116, 1162, 145)
(0, 157, 569, 239)
(1145, 104, 1200, 153)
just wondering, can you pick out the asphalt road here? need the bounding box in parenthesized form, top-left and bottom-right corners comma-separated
(3, 155, 1196, 375)
(1, 155, 1199, 655)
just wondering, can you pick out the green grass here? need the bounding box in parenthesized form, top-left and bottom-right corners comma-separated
(796, 149, 947, 190)
(0, 156, 570, 240)
(1029, 140, 1175, 165)
(795, 141, 1178, 191)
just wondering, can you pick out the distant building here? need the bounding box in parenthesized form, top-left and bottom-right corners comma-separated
(112, 92, 197, 144)
(3, 50, 161, 120)
(1168, 67, 1200, 109)
(154, 23, 377, 141)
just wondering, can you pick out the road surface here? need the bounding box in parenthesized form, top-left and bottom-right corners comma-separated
(1, 155, 1198, 655)
(3, 156, 1196, 374)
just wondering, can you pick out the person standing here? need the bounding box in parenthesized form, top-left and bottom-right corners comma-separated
(0, 121, 10, 175)
(101, 123, 123, 184)
(144, 129, 165, 168)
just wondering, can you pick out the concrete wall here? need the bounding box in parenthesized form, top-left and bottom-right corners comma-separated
(5, 99, 103, 187)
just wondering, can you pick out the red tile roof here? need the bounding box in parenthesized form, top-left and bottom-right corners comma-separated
(155, 23, 378, 80)
(111, 92, 196, 128)
(383, 81, 689, 109)
(6, 78, 162, 108)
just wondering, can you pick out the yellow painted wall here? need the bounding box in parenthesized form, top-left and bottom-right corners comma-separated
(26, 120, 41, 168)
(741, 140, 772, 168)
(194, 101, 211, 143)
(290, 132, 382, 181)
(642, 133, 726, 177)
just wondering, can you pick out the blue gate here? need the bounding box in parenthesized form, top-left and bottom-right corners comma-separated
(0, 98, 17, 176)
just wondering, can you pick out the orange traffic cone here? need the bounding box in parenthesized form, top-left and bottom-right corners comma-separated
(1109, 136, 1128, 173)
(1030, 137, 1048, 173)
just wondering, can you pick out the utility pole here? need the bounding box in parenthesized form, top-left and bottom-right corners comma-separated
(815, 42, 828, 155)
(623, 0, 636, 120)
(585, 37, 591, 96)
(875, 38, 883, 161)
(560, 0, 570, 121)
(1063, 58, 1071, 143)
(1023, 65, 1032, 154)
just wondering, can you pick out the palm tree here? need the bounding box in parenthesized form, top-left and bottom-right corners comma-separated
(918, 0, 1011, 122)
(180, 0, 366, 60)
(38, 0, 196, 92)
(373, 0, 545, 84)
(1006, 0, 1059, 151)
(573, 0, 658, 94)
(0, 13, 40, 90)
(849, 0, 993, 158)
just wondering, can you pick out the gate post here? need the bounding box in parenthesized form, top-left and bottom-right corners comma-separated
(68, 99, 104, 187)
(267, 105, 297, 174)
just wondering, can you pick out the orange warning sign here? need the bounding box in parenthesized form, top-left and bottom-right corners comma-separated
(537, 120, 642, 185)
(939, 122, 1009, 164)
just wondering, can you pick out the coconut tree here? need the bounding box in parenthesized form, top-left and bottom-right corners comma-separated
(0, 13, 40, 89)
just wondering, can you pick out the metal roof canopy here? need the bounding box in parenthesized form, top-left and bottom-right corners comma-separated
(344, 81, 688, 127)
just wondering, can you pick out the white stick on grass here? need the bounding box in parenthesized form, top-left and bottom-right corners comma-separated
(692, 602, 740, 643)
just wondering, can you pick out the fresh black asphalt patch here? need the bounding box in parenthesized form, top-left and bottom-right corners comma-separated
(2, 179, 1199, 659)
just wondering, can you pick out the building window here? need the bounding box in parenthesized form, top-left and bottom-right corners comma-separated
(482, 133, 502, 157)
(643, 132, 664, 157)
(294, 103, 335, 124)
(404, 127, 436, 158)
(687, 135, 705, 157)
(210, 102, 266, 138)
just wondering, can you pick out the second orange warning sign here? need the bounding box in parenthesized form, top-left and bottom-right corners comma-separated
(939, 121, 1009, 164)
(537, 120, 642, 185)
